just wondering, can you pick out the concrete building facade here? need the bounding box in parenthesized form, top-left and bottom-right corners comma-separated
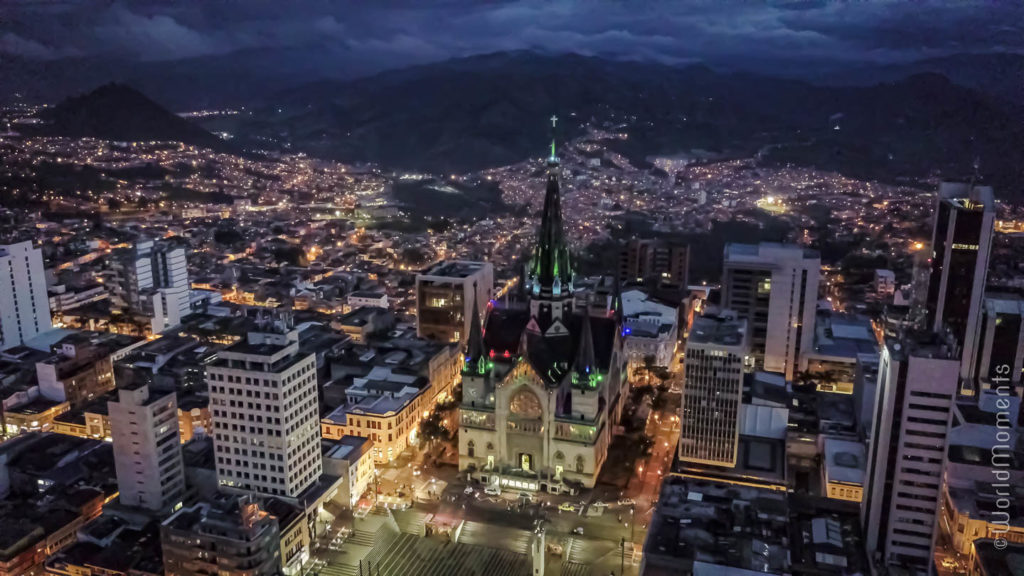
(207, 326, 322, 498)
(722, 243, 820, 380)
(678, 314, 750, 467)
(415, 260, 493, 344)
(0, 241, 52, 352)
(109, 383, 186, 511)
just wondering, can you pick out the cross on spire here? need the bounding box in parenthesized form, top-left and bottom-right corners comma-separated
(548, 115, 558, 162)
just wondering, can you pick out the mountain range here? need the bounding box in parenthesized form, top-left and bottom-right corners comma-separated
(233, 52, 1023, 197)
(21, 52, 1024, 199)
(2, 48, 1022, 110)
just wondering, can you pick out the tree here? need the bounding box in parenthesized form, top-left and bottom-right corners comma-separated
(418, 411, 450, 448)
(638, 434, 655, 457)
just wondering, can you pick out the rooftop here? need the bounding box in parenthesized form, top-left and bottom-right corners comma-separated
(419, 260, 489, 279)
(724, 242, 819, 263)
(644, 476, 789, 574)
(688, 314, 747, 348)
(823, 437, 866, 486)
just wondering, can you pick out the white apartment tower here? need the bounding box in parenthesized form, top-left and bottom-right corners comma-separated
(678, 314, 750, 467)
(862, 336, 959, 573)
(0, 241, 52, 351)
(109, 383, 186, 511)
(207, 324, 322, 498)
(110, 239, 190, 334)
(722, 243, 820, 380)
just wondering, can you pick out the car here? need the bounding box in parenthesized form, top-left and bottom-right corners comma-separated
(558, 502, 577, 512)
(412, 467, 422, 476)
(592, 500, 609, 508)
(572, 527, 584, 535)
(518, 491, 533, 502)
(484, 486, 501, 496)
(617, 498, 636, 506)
(464, 486, 475, 495)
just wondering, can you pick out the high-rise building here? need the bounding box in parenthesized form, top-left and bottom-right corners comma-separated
(862, 335, 959, 573)
(0, 241, 52, 351)
(924, 182, 995, 379)
(618, 238, 689, 288)
(721, 243, 820, 380)
(678, 314, 749, 467)
(415, 260, 493, 343)
(108, 382, 186, 511)
(207, 324, 322, 498)
(108, 239, 190, 334)
(970, 294, 1024, 392)
(161, 496, 282, 576)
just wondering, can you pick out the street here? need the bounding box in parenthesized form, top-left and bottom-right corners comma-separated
(302, 372, 682, 576)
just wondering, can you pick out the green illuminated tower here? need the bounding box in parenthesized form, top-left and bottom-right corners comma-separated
(527, 115, 575, 328)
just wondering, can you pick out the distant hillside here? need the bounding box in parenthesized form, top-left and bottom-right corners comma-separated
(810, 53, 1024, 104)
(238, 51, 1024, 198)
(36, 84, 226, 150)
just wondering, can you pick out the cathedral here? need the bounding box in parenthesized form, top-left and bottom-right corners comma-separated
(457, 130, 628, 493)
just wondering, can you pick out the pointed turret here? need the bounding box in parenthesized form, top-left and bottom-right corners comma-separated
(610, 275, 623, 322)
(463, 285, 487, 375)
(571, 313, 599, 389)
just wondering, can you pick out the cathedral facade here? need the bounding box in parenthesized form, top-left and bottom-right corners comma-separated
(457, 137, 628, 493)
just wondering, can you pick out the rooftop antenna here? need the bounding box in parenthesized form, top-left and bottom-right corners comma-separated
(968, 155, 981, 204)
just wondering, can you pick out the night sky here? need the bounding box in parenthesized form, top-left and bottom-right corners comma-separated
(2, 0, 1022, 74)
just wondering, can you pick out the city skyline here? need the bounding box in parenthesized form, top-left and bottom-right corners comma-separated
(2, 4, 1024, 576)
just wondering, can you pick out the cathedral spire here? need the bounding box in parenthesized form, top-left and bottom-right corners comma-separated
(611, 275, 623, 322)
(464, 284, 487, 374)
(529, 115, 573, 299)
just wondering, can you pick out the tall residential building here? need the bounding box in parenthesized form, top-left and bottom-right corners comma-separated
(721, 243, 820, 380)
(207, 324, 322, 498)
(862, 335, 959, 573)
(971, 294, 1024, 391)
(924, 182, 995, 379)
(109, 239, 190, 334)
(678, 314, 749, 467)
(415, 260, 493, 343)
(161, 496, 282, 576)
(109, 382, 186, 511)
(618, 238, 689, 288)
(0, 241, 52, 351)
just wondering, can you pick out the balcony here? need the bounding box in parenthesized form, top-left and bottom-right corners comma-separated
(460, 409, 495, 430)
(553, 419, 600, 444)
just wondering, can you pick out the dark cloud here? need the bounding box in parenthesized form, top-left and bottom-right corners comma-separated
(0, 0, 1020, 70)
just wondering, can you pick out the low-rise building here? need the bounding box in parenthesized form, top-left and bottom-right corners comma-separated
(642, 476, 789, 575)
(3, 398, 69, 436)
(161, 496, 282, 576)
(621, 289, 679, 369)
(321, 436, 374, 508)
(333, 306, 394, 343)
(322, 367, 432, 463)
(822, 437, 865, 502)
(803, 311, 878, 394)
(347, 290, 388, 310)
(45, 514, 163, 576)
